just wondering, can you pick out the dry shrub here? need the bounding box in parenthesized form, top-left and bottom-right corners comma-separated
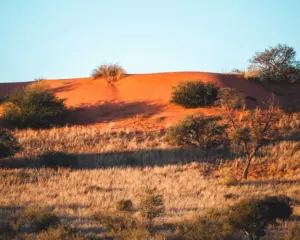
(140, 188, 165, 222)
(285, 221, 300, 240)
(116, 199, 134, 212)
(36, 226, 85, 240)
(12, 206, 60, 232)
(165, 115, 226, 149)
(91, 63, 126, 84)
(0, 128, 20, 159)
(93, 212, 137, 235)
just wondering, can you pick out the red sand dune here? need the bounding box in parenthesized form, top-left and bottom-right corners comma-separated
(0, 72, 299, 131)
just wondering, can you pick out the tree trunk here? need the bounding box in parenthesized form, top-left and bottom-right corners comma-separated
(243, 150, 257, 180)
(245, 231, 254, 240)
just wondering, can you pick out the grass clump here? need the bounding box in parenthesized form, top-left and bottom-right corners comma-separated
(116, 199, 134, 212)
(93, 212, 137, 235)
(13, 206, 60, 232)
(36, 226, 85, 240)
(285, 221, 300, 240)
(140, 188, 165, 223)
(91, 63, 126, 85)
(0, 128, 20, 159)
(171, 80, 219, 108)
(39, 151, 77, 169)
(181, 211, 234, 240)
(165, 115, 226, 149)
(1, 83, 69, 129)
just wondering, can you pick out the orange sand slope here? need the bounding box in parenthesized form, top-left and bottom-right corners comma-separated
(0, 72, 298, 130)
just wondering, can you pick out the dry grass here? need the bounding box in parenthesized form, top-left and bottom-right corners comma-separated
(0, 125, 300, 238)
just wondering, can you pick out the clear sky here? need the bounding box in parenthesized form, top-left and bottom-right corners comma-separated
(1, 0, 300, 82)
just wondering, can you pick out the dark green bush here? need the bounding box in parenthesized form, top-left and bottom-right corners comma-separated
(1, 84, 69, 129)
(116, 200, 134, 212)
(171, 80, 219, 108)
(0, 128, 20, 159)
(40, 151, 77, 169)
(227, 196, 292, 240)
(165, 115, 226, 149)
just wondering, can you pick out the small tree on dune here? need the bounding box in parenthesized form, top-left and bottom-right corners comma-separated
(249, 44, 300, 83)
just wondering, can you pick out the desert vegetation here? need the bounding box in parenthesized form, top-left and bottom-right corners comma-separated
(1, 46, 300, 239)
(171, 80, 219, 108)
(91, 63, 126, 85)
(1, 83, 69, 129)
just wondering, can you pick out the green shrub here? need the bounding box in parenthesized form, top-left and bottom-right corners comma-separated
(0, 128, 20, 159)
(40, 151, 77, 169)
(91, 63, 126, 84)
(36, 226, 85, 240)
(171, 80, 219, 108)
(165, 115, 226, 149)
(13, 206, 60, 232)
(217, 88, 246, 110)
(116, 200, 134, 212)
(1, 83, 69, 129)
(227, 196, 292, 240)
(140, 188, 165, 222)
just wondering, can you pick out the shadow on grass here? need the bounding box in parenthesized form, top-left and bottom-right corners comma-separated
(0, 148, 235, 169)
(240, 179, 300, 186)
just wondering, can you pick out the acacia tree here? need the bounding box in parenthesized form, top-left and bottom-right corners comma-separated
(219, 89, 284, 179)
(249, 44, 300, 82)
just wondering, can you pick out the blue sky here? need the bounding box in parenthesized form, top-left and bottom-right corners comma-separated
(1, 0, 300, 82)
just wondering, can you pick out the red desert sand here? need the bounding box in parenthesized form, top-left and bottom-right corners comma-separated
(0, 72, 298, 131)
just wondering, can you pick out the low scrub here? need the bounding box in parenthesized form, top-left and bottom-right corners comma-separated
(116, 199, 134, 212)
(0, 128, 20, 159)
(13, 206, 60, 232)
(227, 196, 292, 240)
(93, 212, 137, 235)
(39, 151, 78, 169)
(1, 83, 69, 129)
(36, 226, 85, 240)
(140, 188, 165, 222)
(166, 115, 226, 149)
(171, 80, 219, 108)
